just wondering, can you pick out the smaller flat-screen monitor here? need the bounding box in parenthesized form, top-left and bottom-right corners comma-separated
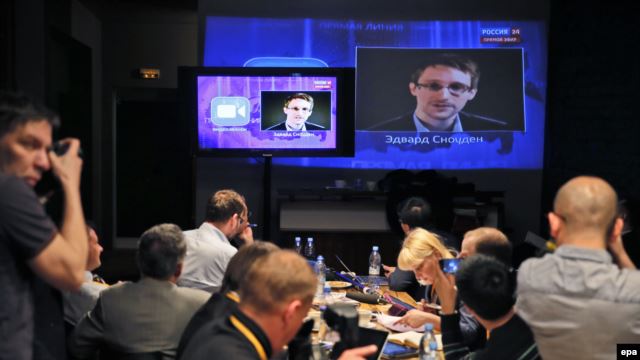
(179, 67, 355, 157)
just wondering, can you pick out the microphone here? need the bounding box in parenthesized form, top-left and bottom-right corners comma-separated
(361, 286, 379, 295)
(346, 292, 384, 305)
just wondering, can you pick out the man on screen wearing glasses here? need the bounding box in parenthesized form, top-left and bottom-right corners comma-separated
(368, 53, 507, 132)
(266, 93, 325, 131)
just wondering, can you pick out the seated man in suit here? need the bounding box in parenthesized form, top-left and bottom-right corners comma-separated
(266, 93, 325, 131)
(68, 223, 209, 359)
(180, 250, 377, 360)
(367, 53, 507, 132)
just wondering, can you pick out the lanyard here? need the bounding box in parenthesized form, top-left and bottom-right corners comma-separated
(225, 291, 240, 303)
(230, 315, 268, 360)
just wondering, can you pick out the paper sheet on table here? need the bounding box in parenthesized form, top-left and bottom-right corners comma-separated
(328, 292, 360, 305)
(312, 292, 359, 307)
(376, 314, 424, 333)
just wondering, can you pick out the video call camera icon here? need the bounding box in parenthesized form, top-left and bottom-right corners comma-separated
(210, 97, 251, 126)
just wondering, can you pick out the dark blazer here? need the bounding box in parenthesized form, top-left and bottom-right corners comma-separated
(367, 111, 507, 131)
(265, 121, 325, 131)
(176, 292, 238, 359)
(68, 278, 209, 360)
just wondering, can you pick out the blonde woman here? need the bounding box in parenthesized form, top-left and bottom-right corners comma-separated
(395, 228, 486, 350)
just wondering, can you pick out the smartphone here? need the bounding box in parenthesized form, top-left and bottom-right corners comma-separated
(439, 258, 462, 274)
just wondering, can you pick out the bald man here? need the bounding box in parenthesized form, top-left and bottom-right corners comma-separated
(459, 227, 512, 265)
(516, 176, 640, 360)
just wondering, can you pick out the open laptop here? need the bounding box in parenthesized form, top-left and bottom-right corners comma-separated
(356, 327, 390, 360)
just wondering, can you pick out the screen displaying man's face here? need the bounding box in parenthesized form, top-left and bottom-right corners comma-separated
(409, 65, 477, 125)
(283, 98, 313, 128)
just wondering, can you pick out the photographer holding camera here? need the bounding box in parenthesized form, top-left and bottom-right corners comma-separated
(0, 91, 88, 360)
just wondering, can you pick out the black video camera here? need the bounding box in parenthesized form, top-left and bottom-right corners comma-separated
(323, 303, 359, 359)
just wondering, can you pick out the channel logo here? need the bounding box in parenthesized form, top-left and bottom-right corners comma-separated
(480, 27, 521, 44)
(210, 97, 250, 126)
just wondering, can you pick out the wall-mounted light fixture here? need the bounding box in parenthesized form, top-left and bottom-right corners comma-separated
(137, 68, 160, 79)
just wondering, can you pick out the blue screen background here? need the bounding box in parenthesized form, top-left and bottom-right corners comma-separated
(203, 17, 547, 169)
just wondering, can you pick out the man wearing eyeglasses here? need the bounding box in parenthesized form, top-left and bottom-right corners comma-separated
(369, 53, 507, 132)
(178, 189, 254, 293)
(266, 93, 325, 131)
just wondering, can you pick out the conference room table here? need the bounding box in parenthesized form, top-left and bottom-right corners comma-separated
(311, 285, 444, 360)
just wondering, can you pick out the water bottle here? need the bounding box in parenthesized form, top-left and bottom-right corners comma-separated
(321, 284, 332, 309)
(419, 323, 438, 360)
(369, 246, 381, 276)
(294, 236, 302, 254)
(304, 237, 315, 259)
(315, 255, 326, 296)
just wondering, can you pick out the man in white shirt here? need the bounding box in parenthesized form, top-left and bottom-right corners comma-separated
(178, 189, 254, 292)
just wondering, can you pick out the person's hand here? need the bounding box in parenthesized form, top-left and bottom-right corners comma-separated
(432, 259, 457, 314)
(417, 299, 438, 314)
(48, 138, 83, 190)
(337, 345, 378, 360)
(383, 264, 395, 278)
(608, 230, 636, 269)
(236, 225, 254, 247)
(393, 309, 437, 329)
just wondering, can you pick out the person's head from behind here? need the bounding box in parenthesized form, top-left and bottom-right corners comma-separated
(86, 224, 103, 272)
(409, 54, 479, 126)
(220, 241, 280, 294)
(205, 189, 249, 239)
(456, 255, 515, 323)
(549, 176, 623, 247)
(283, 93, 314, 130)
(0, 91, 60, 187)
(137, 223, 186, 282)
(239, 250, 316, 352)
(398, 228, 454, 286)
(460, 227, 512, 266)
(397, 197, 432, 235)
